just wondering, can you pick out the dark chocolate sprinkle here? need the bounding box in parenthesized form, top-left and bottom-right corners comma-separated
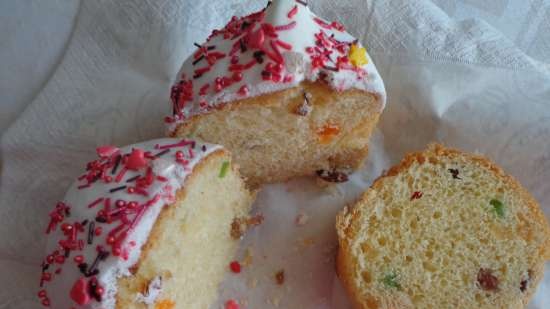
(323, 65, 339, 72)
(296, 0, 307, 6)
(125, 175, 140, 183)
(201, 145, 207, 152)
(154, 149, 170, 158)
(95, 216, 107, 223)
(88, 222, 95, 245)
(240, 39, 247, 53)
(111, 154, 122, 175)
(193, 42, 202, 48)
(192, 55, 204, 65)
(109, 185, 127, 193)
(207, 45, 216, 50)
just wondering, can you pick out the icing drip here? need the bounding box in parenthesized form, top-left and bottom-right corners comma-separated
(38, 138, 221, 309)
(166, 0, 386, 132)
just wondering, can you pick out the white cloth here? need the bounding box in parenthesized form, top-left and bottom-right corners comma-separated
(1, 0, 549, 308)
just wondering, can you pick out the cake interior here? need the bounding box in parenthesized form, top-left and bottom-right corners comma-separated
(173, 81, 382, 186)
(116, 151, 253, 309)
(338, 146, 549, 309)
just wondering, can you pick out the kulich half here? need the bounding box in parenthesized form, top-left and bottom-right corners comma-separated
(38, 138, 254, 309)
(336, 144, 550, 309)
(166, 0, 386, 186)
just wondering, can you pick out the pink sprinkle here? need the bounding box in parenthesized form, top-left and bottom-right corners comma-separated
(263, 47, 283, 64)
(77, 184, 91, 190)
(275, 39, 292, 50)
(246, 28, 265, 49)
(96, 145, 119, 158)
(238, 85, 249, 96)
(88, 198, 104, 209)
(229, 64, 243, 72)
(199, 84, 210, 95)
(194, 66, 211, 76)
(115, 167, 128, 183)
(225, 300, 240, 309)
(288, 5, 298, 18)
(274, 21, 297, 31)
(243, 59, 257, 70)
(156, 139, 195, 150)
(331, 21, 346, 31)
(270, 41, 285, 64)
(305, 47, 314, 53)
(283, 74, 294, 83)
(314, 17, 331, 29)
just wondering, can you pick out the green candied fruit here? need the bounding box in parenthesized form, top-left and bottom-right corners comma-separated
(219, 161, 230, 178)
(381, 272, 401, 289)
(490, 199, 505, 218)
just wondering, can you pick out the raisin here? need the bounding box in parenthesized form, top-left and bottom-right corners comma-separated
(448, 168, 461, 179)
(316, 169, 348, 183)
(477, 268, 499, 291)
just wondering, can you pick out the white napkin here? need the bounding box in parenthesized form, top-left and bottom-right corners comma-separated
(1, 0, 549, 308)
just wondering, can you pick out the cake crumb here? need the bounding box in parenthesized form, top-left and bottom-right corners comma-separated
(267, 295, 281, 307)
(242, 248, 253, 266)
(230, 214, 264, 239)
(295, 212, 309, 226)
(247, 278, 258, 289)
(275, 270, 285, 285)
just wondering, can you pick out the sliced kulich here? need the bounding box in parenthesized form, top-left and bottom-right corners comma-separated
(336, 144, 550, 309)
(166, 0, 386, 186)
(38, 138, 255, 309)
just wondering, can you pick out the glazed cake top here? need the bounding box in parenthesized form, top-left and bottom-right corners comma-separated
(166, 0, 386, 132)
(38, 138, 222, 308)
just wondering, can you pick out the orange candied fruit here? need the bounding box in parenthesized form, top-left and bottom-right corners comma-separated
(155, 299, 175, 309)
(317, 124, 340, 144)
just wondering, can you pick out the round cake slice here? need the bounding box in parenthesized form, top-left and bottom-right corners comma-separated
(38, 138, 255, 309)
(166, 0, 386, 186)
(336, 144, 550, 309)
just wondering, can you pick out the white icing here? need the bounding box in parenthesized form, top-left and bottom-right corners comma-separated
(42, 138, 221, 309)
(167, 0, 386, 133)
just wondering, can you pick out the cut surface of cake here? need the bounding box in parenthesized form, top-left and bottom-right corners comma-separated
(167, 0, 386, 186)
(38, 138, 254, 309)
(336, 144, 550, 309)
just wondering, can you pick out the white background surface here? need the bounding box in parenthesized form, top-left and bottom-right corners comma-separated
(1, 0, 550, 308)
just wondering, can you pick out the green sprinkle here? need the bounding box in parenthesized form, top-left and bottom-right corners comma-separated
(490, 199, 505, 218)
(219, 161, 230, 178)
(381, 272, 401, 289)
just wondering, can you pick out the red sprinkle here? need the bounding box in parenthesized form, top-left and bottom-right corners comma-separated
(225, 299, 240, 309)
(274, 21, 297, 31)
(229, 261, 242, 273)
(238, 85, 249, 96)
(70, 278, 91, 305)
(275, 39, 293, 50)
(288, 5, 298, 18)
(313, 17, 331, 29)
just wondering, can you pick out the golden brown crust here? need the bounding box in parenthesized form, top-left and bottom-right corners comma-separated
(336, 143, 550, 309)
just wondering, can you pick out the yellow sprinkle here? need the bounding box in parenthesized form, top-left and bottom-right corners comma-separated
(349, 44, 368, 67)
(155, 299, 175, 309)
